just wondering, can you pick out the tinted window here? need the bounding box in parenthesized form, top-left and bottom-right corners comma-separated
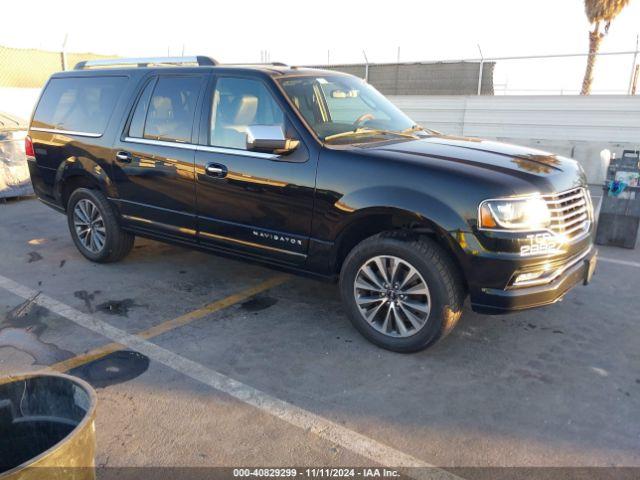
(143, 76, 202, 143)
(128, 79, 156, 138)
(33, 76, 127, 135)
(210, 77, 284, 150)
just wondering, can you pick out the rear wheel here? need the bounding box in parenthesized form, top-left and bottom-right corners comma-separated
(339, 232, 465, 352)
(67, 188, 134, 263)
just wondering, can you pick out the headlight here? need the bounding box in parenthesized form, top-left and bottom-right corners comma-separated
(478, 195, 551, 231)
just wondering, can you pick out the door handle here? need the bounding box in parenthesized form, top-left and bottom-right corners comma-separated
(116, 151, 132, 163)
(205, 163, 227, 178)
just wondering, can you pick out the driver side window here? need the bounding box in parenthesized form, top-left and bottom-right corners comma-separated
(210, 77, 285, 150)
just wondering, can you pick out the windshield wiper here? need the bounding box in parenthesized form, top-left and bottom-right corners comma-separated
(324, 128, 417, 142)
(402, 124, 440, 135)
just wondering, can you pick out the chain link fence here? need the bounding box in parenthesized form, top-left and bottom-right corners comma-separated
(307, 61, 495, 95)
(0, 45, 638, 95)
(0, 46, 115, 88)
(310, 50, 638, 96)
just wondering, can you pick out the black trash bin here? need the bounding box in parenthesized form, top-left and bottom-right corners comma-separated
(595, 150, 640, 249)
(0, 373, 97, 480)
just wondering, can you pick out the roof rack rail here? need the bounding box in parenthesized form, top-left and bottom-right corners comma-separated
(223, 62, 289, 67)
(74, 56, 218, 70)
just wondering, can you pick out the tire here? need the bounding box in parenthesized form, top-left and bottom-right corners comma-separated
(66, 188, 134, 263)
(339, 232, 465, 353)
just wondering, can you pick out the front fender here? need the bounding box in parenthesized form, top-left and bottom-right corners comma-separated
(322, 186, 484, 277)
(336, 186, 470, 233)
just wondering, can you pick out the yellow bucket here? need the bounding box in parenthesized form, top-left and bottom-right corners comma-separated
(0, 372, 97, 480)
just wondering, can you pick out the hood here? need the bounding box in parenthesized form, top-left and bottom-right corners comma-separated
(358, 134, 585, 192)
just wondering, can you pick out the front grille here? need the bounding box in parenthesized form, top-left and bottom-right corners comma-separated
(543, 187, 592, 242)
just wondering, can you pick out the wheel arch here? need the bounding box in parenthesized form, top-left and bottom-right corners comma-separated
(54, 157, 112, 210)
(331, 206, 469, 292)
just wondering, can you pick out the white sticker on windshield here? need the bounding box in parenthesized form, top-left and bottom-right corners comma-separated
(316, 78, 328, 84)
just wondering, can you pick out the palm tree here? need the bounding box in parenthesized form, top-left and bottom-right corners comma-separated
(580, 0, 631, 95)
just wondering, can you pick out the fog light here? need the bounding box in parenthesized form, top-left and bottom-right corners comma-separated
(513, 271, 546, 285)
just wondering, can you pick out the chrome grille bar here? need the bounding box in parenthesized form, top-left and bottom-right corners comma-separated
(543, 187, 592, 242)
(545, 192, 584, 204)
(552, 207, 588, 222)
(547, 199, 586, 213)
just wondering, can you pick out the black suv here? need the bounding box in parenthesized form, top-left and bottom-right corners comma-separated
(26, 56, 597, 352)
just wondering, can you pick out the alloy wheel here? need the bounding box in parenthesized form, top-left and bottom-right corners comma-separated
(353, 255, 431, 338)
(73, 199, 106, 253)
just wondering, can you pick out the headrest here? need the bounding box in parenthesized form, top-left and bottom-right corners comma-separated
(150, 96, 173, 119)
(232, 95, 258, 125)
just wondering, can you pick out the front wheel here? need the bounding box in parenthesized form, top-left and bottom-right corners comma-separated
(339, 233, 465, 353)
(67, 188, 134, 263)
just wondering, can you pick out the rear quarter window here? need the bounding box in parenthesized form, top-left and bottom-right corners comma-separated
(32, 76, 127, 136)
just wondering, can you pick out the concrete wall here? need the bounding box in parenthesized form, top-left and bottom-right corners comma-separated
(389, 95, 640, 184)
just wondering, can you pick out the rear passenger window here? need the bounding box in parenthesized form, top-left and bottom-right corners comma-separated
(33, 76, 126, 135)
(142, 76, 202, 143)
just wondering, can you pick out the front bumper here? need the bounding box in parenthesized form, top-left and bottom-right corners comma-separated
(469, 246, 597, 314)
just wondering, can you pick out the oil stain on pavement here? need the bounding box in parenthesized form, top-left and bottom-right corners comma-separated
(74, 290, 102, 313)
(241, 295, 278, 312)
(26, 252, 42, 263)
(95, 299, 145, 317)
(0, 294, 74, 364)
(67, 350, 150, 388)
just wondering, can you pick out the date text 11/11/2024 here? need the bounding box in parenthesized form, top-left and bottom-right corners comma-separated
(232, 468, 401, 478)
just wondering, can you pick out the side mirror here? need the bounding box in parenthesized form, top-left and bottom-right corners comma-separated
(246, 125, 299, 154)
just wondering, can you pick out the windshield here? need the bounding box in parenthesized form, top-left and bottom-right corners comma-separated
(278, 75, 420, 144)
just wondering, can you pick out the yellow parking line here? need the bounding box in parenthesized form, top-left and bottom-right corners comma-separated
(49, 342, 121, 372)
(48, 274, 290, 372)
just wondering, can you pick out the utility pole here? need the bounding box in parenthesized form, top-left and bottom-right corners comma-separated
(628, 34, 639, 94)
(362, 50, 369, 82)
(60, 33, 68, 71)
(477, 43, 484, 95)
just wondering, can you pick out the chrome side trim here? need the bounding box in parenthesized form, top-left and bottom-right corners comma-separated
(198, 144, 278, 159)
(200, 231, 307, 258)
(31, 127, 102, 138)
(123, 137, 196, 150)
(110, 198, 196, 218)
(121, 215, 197, 236)
(122, 212, 305, 257)
(123, 137, 278, 159)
